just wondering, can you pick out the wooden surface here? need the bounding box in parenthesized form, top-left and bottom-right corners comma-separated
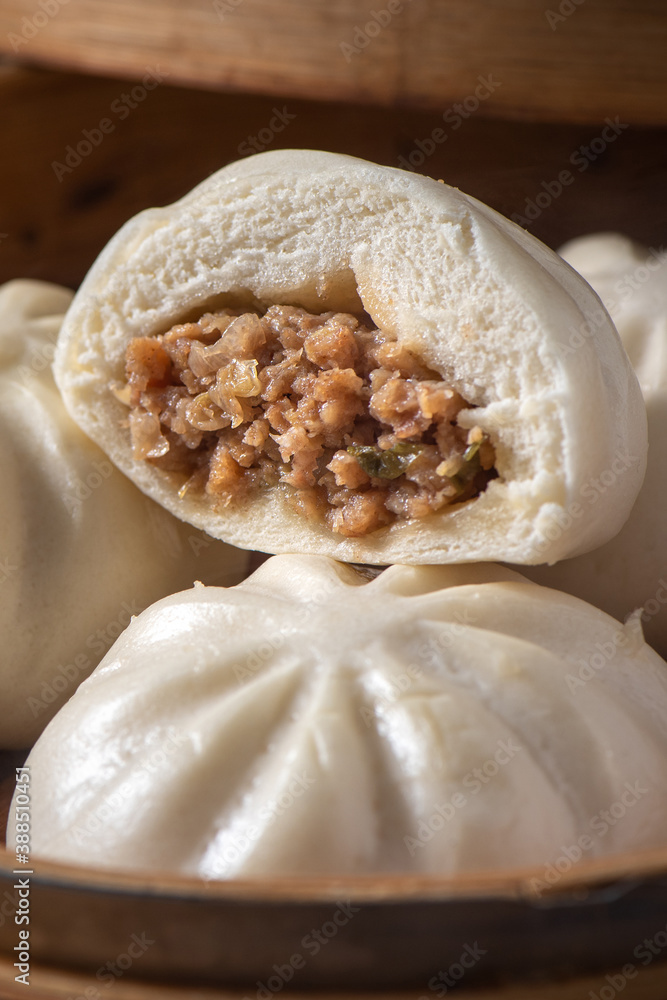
(0, 0, 666, 124)
(0, 65, 666, 295)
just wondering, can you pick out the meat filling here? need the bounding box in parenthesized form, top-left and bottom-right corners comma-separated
(122, 306, 496, 537)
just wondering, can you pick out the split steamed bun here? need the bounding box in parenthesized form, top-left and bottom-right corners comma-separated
(10, 555, 667, 878)
(0, 280, 248, 749)
(54, 150, 646, 566)
(524, 235, 667, 655)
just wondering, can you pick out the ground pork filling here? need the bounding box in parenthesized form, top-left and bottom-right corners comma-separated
(122, 305, 496, 537)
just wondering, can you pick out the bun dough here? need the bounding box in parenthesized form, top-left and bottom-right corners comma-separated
(0, 280, 248, 749)
(11, 554, 667, 877)
(524, 235, 667, 655)
(54, 150, 646, 565)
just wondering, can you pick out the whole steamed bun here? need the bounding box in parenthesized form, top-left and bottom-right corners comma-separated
(54, 150, 646, 567)
(524, 235, 667, 656)
(10, 555, 667, 878)
(0, 280, 248, 748)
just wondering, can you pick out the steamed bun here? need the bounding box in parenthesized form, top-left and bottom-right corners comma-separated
(11, 555, 667, 877)
(0, 280, 248, 748)
(54, 150, 646, 566)
(524, 235, 667, 656)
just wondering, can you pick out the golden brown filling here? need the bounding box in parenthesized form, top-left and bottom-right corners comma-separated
(122, 306, 496, 537)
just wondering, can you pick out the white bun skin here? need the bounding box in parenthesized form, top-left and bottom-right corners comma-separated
(10, 554, 667, 879)
(523, 235, 667, 656)
(0, 281, 248, 749)
(53, 150, 646, 566)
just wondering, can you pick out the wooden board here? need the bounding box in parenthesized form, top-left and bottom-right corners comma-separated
(1, 954, 667, 1000)
(1, 65, 666, 294)
(0, 0, 666, 125)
